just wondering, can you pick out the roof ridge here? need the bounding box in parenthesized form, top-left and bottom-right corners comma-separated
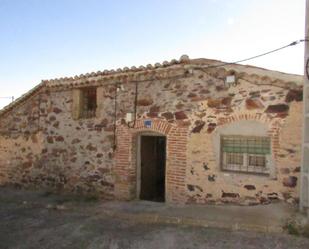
(42, 55, 191, 84)
(0, 54, 303, 118)
(0, 55, 191, 117)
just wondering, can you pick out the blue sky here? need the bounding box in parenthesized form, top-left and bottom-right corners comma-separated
(0, 0, 306, 108)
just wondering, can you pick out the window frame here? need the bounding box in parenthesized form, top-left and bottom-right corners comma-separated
(220, 135, 271, 175)
(80, 87, 97, 119)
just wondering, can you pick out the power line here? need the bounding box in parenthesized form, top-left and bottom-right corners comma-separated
(197, 39, 309, 69)
(0, 39, 307, 108)
(0, 96, 14, 102)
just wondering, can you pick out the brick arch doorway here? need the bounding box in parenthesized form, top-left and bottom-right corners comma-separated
(137, 131, 166, 202)
(114, 119, 188, 204)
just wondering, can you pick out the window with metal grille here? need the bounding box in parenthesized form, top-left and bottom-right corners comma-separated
(226, 153, 243, 165)
(248, 155, 266, 167)
(221, 135, 270, 174)
(81, 88, 97, 118)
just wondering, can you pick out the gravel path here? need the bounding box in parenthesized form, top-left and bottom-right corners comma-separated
(0, 187, 308, 249)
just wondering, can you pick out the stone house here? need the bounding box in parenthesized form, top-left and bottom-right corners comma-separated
(0, 55, 304, 205)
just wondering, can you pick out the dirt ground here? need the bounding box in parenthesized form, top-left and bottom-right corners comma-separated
(0, 187, 309, 249)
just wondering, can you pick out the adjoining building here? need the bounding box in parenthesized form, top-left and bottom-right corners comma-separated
(0, 56, 304, 205)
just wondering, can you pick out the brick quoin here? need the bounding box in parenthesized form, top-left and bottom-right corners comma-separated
(114, 119, 188, 203)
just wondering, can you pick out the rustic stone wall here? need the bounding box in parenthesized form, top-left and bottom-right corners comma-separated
(0, 63, 303, 204)
(38, 88, 115, 197)
(184, 76, 303, 205)
(0, 88, 116, 197)
(0, 92, 45, 187)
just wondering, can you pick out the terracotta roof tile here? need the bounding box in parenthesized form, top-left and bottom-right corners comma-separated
(0, 55, 303, 117)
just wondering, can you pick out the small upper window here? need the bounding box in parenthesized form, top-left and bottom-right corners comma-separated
(81, 87, 97, 118)
(221, 135, 271, 175)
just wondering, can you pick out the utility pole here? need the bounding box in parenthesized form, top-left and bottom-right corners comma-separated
(300, 0, 309, 217)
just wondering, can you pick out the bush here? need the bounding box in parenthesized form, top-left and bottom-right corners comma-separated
(283, 217, 309, 238)
(284, 222, 300, 236)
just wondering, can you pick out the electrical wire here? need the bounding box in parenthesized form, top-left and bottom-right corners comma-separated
(121, 38, 308, 133)
(112, 38, 309, 139)
(127, 81, 138, 128)
(0, 96, 14, 99)
(306, 58, 309, 80)
(112, 74, 192, 151)
(113, 85, 118, 151)
(196, 39, 308, 70)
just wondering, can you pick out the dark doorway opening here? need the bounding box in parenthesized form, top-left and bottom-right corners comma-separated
(140, 135, 166, 202)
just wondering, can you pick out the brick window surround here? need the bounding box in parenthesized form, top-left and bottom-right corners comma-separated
(114, 119, 188, 204)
